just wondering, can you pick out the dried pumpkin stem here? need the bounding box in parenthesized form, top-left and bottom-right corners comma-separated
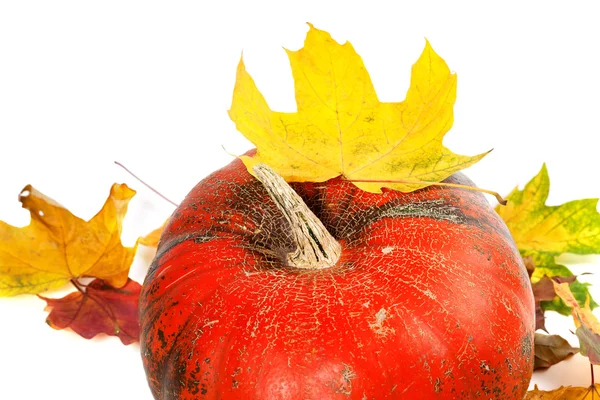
(253, 164, 341, 270)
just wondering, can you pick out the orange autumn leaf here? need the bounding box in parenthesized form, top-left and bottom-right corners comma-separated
(526, 384, 600, 399)
(0, 184, 137, 296)
(39, 278, 142, 345)
(139, 220, 167, 248)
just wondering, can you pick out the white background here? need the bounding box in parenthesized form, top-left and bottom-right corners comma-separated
(1, 1, 599, 398)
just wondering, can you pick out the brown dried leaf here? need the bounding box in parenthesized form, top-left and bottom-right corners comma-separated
(532, 275, 576, 332)
(534, 333, 579, 370)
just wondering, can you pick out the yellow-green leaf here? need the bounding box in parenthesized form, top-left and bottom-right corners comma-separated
(229, 24, 487, 193)
(0, 184, 137, 296)
(497, 164, 600, 255)
(528, 252, 571, 283)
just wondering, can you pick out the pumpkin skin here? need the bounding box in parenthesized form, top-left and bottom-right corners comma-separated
(139, 156, 535, 399)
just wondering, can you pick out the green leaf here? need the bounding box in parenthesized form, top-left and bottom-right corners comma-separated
(527, 252, 571, 282)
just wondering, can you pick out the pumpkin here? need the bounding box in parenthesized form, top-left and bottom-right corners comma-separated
(139, 155, 535, 399)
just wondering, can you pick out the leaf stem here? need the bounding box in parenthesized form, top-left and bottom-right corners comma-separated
(346, 177, 507, 205)
(70, 279, 86, 294)
(71, 279, 120, 333)
(114, 161, 179, 207)
(589, 364, 600, 399)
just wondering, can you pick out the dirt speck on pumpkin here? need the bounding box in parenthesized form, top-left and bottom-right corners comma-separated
(202, 320, 219, 328)
(381, 246, 394, 254)
(369, 307, 395, 336)
(434, 377, 442, 392)
(334, 364, 356, 396)
(521, 334, 532, 359)
(342, 364, 356, 383)
(479, 360, 492, 374)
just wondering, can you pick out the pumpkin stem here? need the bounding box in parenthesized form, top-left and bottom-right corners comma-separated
(253, 164, 341, 270)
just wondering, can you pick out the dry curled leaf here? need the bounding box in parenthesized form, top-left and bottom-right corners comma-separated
(0, 184, 137, 296)
(553, 281, 600, 365)
(526, 384, 600, 399)
(532, 275, 562, 332)
(229, 24, 487, 193)
(534, 333, 579, 370)
(40, 278, 141, 345)
(532, 273, 577, 332)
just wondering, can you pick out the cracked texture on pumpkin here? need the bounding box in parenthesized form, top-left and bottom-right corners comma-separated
(139, 156, 534, 400)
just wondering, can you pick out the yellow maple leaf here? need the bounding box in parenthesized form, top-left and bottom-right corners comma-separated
(526, 384, 600, 399)
(229, 24, 488, 193)
(0, 184, 137, 296)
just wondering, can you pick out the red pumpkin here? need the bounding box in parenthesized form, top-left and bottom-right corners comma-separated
(139, 155, 534, 399)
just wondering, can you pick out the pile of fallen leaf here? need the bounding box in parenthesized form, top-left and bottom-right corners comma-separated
(497, 166, 600, 398)
(1, 24, 600, 399)
(0, 184, 144, 344)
